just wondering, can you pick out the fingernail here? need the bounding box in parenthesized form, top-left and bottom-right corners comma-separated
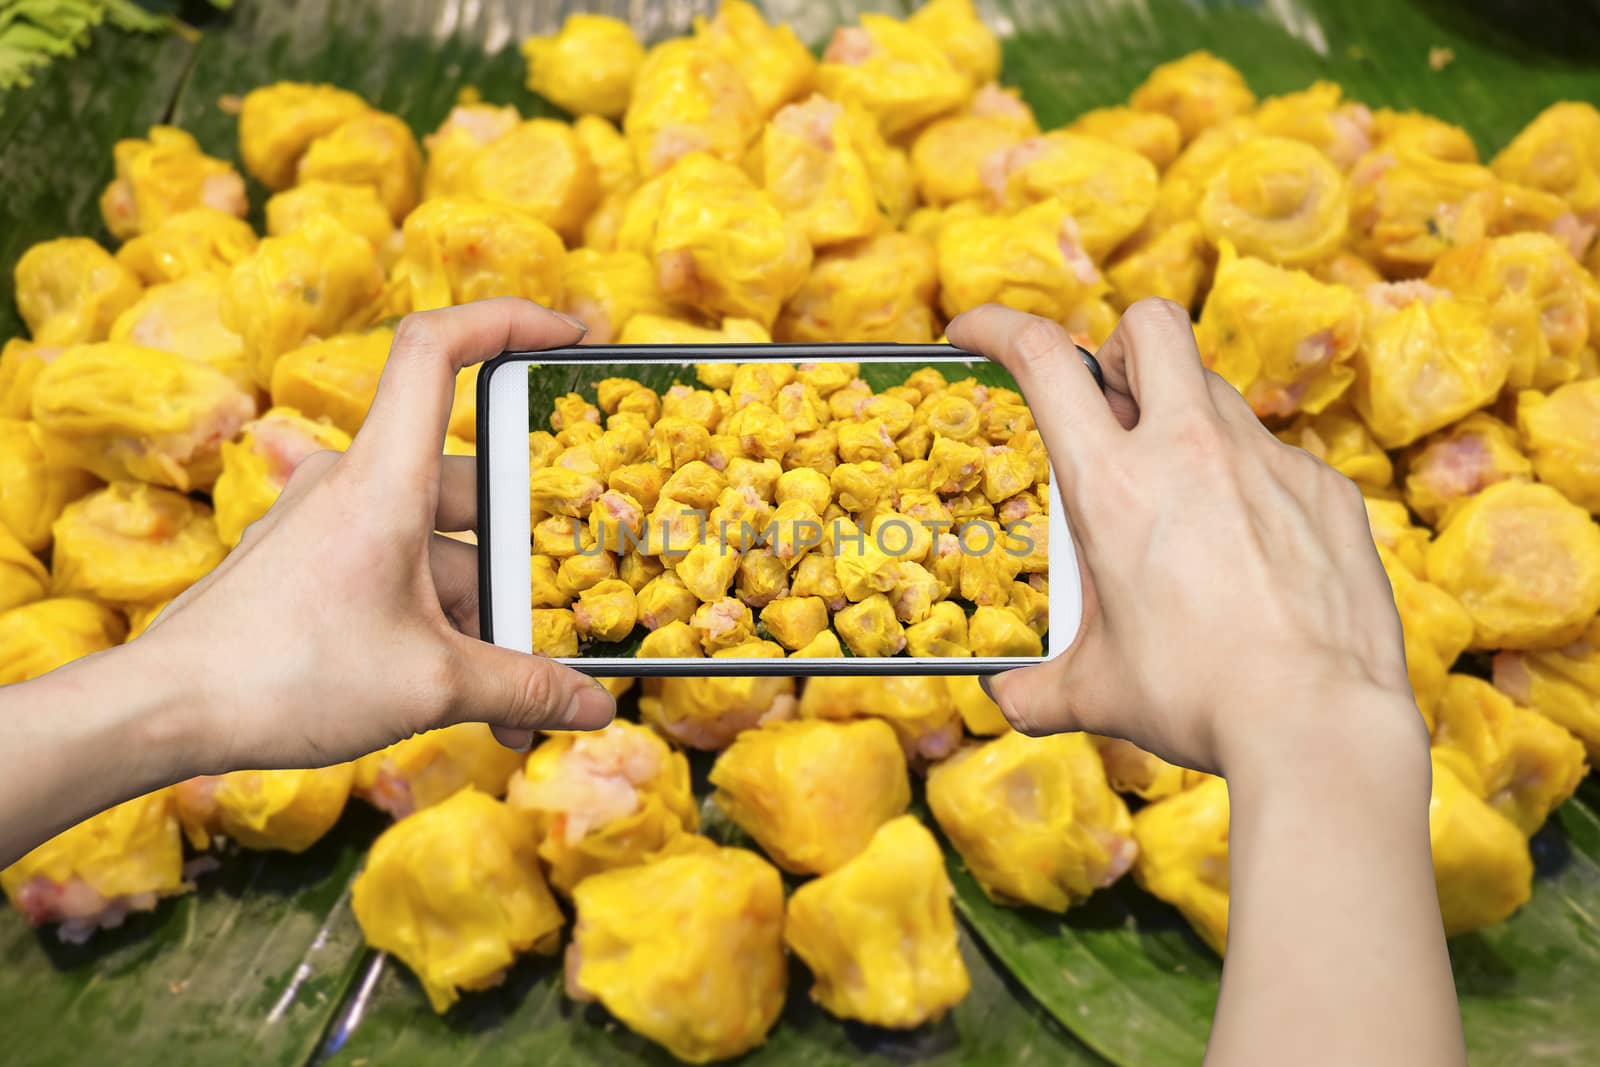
(564, 683, 616, 730)
(553, 310, 589, 334)
(978, 674, 998, 703)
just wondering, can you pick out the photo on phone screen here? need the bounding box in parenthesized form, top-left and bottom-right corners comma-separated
(479, 345, 1079, 676)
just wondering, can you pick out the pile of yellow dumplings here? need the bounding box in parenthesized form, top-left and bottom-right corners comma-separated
(4, 0, 1600, 1059)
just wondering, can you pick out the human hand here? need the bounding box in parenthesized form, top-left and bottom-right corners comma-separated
(136, 298, 616, 775)
(946, 300, 1423, 780)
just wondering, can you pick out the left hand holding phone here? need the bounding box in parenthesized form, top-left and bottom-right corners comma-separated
(140, 298, 618, 769)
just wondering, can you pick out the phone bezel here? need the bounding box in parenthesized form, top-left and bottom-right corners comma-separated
(478, 342, 1079, 676)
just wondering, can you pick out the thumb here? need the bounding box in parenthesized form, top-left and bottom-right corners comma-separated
(981, 661, 1080, 737)
(445, 637, 616, 740)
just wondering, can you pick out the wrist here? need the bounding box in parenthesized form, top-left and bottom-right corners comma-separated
(1216, 680, 1430, 804)
(89, 631, 222, 787)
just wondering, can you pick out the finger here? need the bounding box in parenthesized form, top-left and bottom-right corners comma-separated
(444, 636, 616, 733)
(1203, 371, 1273, 439)
(429, 533, 481, 636)
(436, 454, 477, 532)
(350, 297, 586, 481)
(490, 726, 537, 752)
(946, 305, 1116, 487)
(1093, 297, 1214, 417)
(981, 660, 1081, 737)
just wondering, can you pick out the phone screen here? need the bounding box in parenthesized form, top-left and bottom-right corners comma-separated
(501, 348, 1055, 672)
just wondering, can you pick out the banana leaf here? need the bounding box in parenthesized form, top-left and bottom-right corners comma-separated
(3, 0, 1600, 1065)
(950, 782, 1600, 1067)
(0, 807, 383, 1067)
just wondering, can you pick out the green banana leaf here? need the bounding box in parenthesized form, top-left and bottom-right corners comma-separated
(4, 0, 1600, 1065)
(0, 808, 382, 1067)
(950, 782, 1600, 1067)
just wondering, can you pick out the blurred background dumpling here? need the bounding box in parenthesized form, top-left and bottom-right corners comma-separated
(566, 844, 786, 1064)
(0, 597, 126, 686)
(100, 126, 247, 241)
(1131, 774, 1230, 953)
(1197, 137, 1349, 267)
(237, 81, 369, 190)
(269, 328, 393, 436)
(212, 407, 352, 547)
(49, 482, 226, 609)
(622, 38, 760, 176)
(108, 272, 251, 393)
(927, 731, 1136, 912)
(1517, 380, 1600, 513)
(521, 14, 643, 119)
(0, 417, 100, 553)
(353, 723, 524, 820)
(1401, 412, 1532, 526)
(14, 238, 142, 347)
(387, 197, 564, 315)
(1, 789, 185, 944)
(818, 14, 968, 140)
(1128, 50, 1255, 144)
(175, 765, 355, 854)
(31, 342, 256, 491)
(639, 674, 797, 750)
(693, 0, 816, 119)
(776, 232, 937, 343)
(114, 208, 258, 287)
(352, 788, 564, 1013)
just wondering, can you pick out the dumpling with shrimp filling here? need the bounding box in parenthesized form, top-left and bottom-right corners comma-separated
(352, 788, 563, 1013)
(1429, 755, 1532, 936)
(465, 119, 598, 244)
(14, 237, 142, 346)
(268, 328, 393, 437)
(521, 14, 642, 119)
(1253, 81, 1374, 171)
(987, 132, 1159, 261)
(505, 721, 697, 894)
(817, 14, 969, 140)
(617, 314, 771, 345)
(1067, 106, 1181, 170)
(1, 789, 185, 943)
(1518, 381, 1600, 514)
(100, 126, 247, 240)
(1377, 545, 1472, 728)
(1371, 109, 1478, 165)
(0, 598, 125, 686)
(1364, 496, 1430, 577)
(0, 415, 98, 556)
(1094, 736, 1212, 801)
(1350, 282, 1509, 449)
(937, 199, 1109, 321)
(913, 88, 1038, 206)
(799, 674, 963, 764)
(294, 109, 422, 223)
(907, 0, 1000, 85)
(1197, 137, 1349, 267)
(31, 342, 255, 491)
(622, 38, 760, 176)
(1195, 242, 1362, 417)
(49, 483, 225, 609)
(1129, 50, 1255, 144)
(108, 272, 251, 392)
(1494, 616, 1600, 762)
(1105, 219, 1212, 311)
(1401, 413, 1531, 527)
(560, 249, 672, 344)
(710, 718, 910, 875)
(353, 723, 524, 820)
(785, 815, 970, 1028)
(650, 154, 812, 329)
(1131, 774, 1230, 952)
(640, 674, 797, 750)
(0, 522, 47, 614)
(1427, 233, 1589, 391)
(1348, 148, 1499, 277)
(1430, 674, 1586, 837)
(387, 198, 563, 316)
(0, 339, 64, 420)
(1426, 481, 1600, 651)
(693, 0, 816, 118)
(222, 216, 383, 388)
(775, 230, 940, 343)
(265, 181, 397, 263)
(929, 731, 1137, 912)
(1277, 405, 1393, 493)
(212, 407, 352, 547)
(237, 82, 369, 190)
(567, 844, 786, 1064)
(420, 103, 521, 200)
(759, 94, 881, 248)
(1491, 102, 1600, 225)
(114, 207, 258, 286)
(175, 764, 355, 854)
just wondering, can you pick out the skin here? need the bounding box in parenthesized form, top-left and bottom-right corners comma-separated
(2, 297, 1463, 1067)
(947, 300, 1463, 1067)
(0, 299, 616, 863)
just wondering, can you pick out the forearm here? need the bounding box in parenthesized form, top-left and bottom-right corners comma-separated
(1206, 692, 1464, 1067)
(0, 638, 204, 867)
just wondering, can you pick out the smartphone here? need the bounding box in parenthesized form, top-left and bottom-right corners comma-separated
(477, 343, 1083, 676)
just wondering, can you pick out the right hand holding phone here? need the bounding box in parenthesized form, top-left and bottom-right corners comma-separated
(946, 300, 1425, 781)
